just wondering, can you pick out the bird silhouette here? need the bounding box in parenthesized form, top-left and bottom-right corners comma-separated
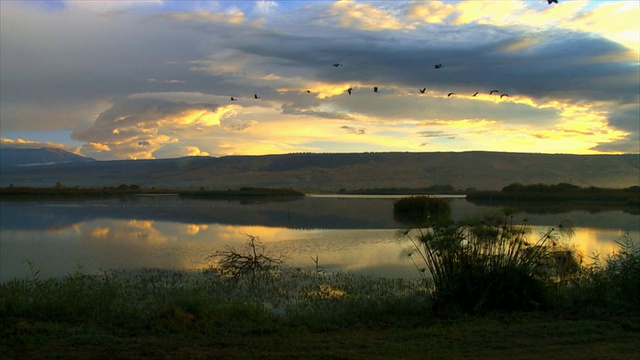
(230, 97, 237, 101)
(489, 90, 499, 95)
(447, 92, 455, 97)
(500, 93, 509, 98)
(419, 88, 426, 93)
(435, 64, 443, 69)
(306, 90, 311, 93)
(472, 92, 479, 97)
(547, 0, 558, 4)
(373, 86, 378, 92)
(254, 94, 260, 99)
(332, 63, 343, 67)
(347, 88, 353, 95)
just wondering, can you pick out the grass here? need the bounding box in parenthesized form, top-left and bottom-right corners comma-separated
(1, 228, 639, 359)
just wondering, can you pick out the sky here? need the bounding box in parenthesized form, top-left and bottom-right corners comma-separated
(1, 0, 638, 160)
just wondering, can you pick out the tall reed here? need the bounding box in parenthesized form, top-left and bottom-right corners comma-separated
(400, 210, 577, 313)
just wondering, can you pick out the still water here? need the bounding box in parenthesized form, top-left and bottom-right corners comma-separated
(1, 195, 638, 282)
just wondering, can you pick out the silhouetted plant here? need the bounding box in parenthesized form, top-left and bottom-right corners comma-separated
(400, 210, 576, 313)
(206, 234, 286, 287)
(576, 234, 640, 309)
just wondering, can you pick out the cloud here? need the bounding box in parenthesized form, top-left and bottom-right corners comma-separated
(71, 94, 235, 159)
(327, 0, 406, 31)
(418, 130, 456, 138)
(340, 125, 366, 135)
(253, 1, 278, 16)
(0, 137, 73, 150)
(1, 0, 637, 159)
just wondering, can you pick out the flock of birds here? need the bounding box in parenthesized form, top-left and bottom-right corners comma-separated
(335, 62, 510, 100)
(228, 0, 562, 102)
(232, 62, 509, 101)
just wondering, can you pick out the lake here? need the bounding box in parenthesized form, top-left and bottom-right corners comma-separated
(1, 195, 638, 282)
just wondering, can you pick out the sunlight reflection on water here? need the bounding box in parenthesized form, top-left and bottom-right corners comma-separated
(1, 196, 637, 281)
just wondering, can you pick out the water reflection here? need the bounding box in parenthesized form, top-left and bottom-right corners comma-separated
(1, 196, 637, 282)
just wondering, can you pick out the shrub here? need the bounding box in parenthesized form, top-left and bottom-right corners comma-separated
(206, 234, 286, 289)
(393, 196, 451, 226)
(399, 210, 577, 313)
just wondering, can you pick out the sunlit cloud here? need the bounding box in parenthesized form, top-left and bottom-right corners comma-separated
(167, 9, 246, 24)
(327, 0, 407, 31)
(182, 224, 209, 235)
(0, 138, 71, 150)
(562, 1, 640, 51)
(1, 0, 637, 159)
(405, 1, 455, 24)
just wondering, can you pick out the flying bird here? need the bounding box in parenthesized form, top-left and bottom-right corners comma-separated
(447, 92, 455, 97)
(419, 88, 426, 93)
(332, 63, 343, 67)
(347, 87, 353, 95)
(254, 94, 260, 99)
(489, 90, 499, 95)
(230, 97, 237, 101)
(547, 0, 558, 4)
(373, 86, 378, 92)
(500, 93, 509, 98)
(472, 92, 479, 97)
(434, 64, 443, 69)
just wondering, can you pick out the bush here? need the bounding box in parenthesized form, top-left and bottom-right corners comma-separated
(393, 196, 451, 226)
(399, 210, 577, 313)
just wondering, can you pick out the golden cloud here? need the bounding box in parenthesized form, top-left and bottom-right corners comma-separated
(329, 0, 406, 31)
(169, 10, 246, 25)
(405, 0, 455, 24)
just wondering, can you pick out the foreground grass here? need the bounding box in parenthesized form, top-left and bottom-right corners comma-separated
(1, 266, 639, 359)
(3, 312, 639, 360)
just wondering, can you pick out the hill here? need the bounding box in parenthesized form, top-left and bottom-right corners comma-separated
(0, 147, 96, 169)
(0, 151, 638, 191)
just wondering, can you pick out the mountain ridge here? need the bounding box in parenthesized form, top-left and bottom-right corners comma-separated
(0, 147, 96, 169)
(0, 148, 638, 191)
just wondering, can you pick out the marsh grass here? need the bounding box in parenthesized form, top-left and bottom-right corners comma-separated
(399, 209, 584, 313)
(0, 261, 426, 338)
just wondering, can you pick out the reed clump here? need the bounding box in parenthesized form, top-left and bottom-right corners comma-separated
(398, 206, 589, 313)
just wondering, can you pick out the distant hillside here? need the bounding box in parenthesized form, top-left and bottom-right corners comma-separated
(0, 148, 95, 169)
(0, 151, 638, 191)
